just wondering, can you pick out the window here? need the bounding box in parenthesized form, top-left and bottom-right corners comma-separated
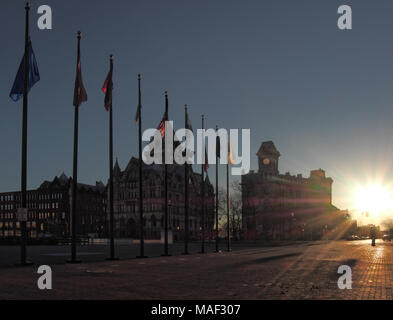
(151, 215, 157, 227)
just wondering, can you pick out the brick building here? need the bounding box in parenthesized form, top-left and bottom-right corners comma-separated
(242, 141, 348, 240)
(0, 173, 106, 239)
(0, 159, 215, 241)
(112, 157, 215, 241)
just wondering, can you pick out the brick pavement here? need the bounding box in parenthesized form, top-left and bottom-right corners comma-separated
(0, 240, 391, 299)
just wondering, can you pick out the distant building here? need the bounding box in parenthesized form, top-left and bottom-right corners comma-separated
(357, 224, 381, 239)
(0, 157, 215, 242)
(112, 157, 215, 241)
(0, 173, 106, 239)
(242, 141, 348, 240)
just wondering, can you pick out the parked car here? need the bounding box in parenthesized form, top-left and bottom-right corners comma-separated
(382, 234, 392, 242)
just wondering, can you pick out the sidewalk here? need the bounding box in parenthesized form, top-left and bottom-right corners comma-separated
(0, 240, 391, 299)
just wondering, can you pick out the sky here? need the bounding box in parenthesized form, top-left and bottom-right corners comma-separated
(2, 0, 393, 225)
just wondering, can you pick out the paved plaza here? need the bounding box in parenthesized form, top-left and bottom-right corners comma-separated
(0, 240, 392, 299)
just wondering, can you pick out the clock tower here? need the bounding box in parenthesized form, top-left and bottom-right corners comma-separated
(257, 141, 280, 175)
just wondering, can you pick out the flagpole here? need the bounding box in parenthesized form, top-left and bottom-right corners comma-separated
(183, 105, 190, 255)
(215, 125, 219, 253)
(200, 115, 205, 254)
(18, 2, 33, 266)
(136, 74, 147, 258)
(67, 31, 83, 264)
(107, 54, 118, 260)
(162, 91, 170, 256)
(226, 162, 231, 252)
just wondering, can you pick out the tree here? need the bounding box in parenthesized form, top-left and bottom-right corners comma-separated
(217, 180, 242, 240)
(381, 218, 393, 235)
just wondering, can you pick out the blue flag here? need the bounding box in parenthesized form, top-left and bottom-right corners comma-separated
(9, 41, 40, 102)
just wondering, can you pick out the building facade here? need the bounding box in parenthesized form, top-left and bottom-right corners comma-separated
(112, 157, 215, 241)
(242, 141, 349, 240)
(0, 159, 215, 241)
(0, 173, 106, 239)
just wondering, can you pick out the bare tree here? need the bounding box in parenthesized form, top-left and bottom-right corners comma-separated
(381, 218, 393, 233)
(217, 180, 242, 240)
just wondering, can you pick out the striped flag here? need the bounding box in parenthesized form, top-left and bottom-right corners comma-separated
(73, 34, 87, 107)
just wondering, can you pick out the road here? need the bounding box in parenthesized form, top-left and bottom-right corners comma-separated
(0, 239, 392, 299)
(0, 240, 272, 267)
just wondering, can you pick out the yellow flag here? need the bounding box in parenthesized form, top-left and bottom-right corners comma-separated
(228, 139, 235, 166)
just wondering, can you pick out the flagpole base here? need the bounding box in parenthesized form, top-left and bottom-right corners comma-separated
(15, 261, 33, 267)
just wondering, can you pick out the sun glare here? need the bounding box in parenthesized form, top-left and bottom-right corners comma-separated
(352, 184, 393, 220)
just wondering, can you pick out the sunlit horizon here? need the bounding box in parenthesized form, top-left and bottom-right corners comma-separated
(349, 180, 393, 228)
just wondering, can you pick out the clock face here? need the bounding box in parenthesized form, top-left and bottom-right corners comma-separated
(263, 158, 270, 165)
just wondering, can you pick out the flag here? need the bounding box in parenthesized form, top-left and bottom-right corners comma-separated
(186, 109, 193, 132)
(134, 76, 141, 124)
(102, 70, 113, 111)
(228, 140, 235, 166)
(216, 135, 221, 158)
(73, 39, 87, 107)
(204, 148, 209, 171)
(157, 112, 167, 138)
(183, 107, 194, 158)
(9, 41, 40, 102)
(134, 104, 140, 124)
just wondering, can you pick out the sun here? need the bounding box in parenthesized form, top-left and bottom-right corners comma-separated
(352, 183, 393, 219)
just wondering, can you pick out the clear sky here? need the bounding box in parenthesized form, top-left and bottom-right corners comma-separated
(2, 0, 393, 224)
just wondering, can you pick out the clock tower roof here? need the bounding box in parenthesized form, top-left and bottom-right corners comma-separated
(257, 141, 281, 158)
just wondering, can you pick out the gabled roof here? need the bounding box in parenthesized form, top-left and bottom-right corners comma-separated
(257, 141, 280, 157)
(38, 173, 105, 194)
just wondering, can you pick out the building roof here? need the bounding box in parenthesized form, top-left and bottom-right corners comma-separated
(257, 141, 281, 157)
(115, 157, 214, 196)
(39, 174, 105, 193)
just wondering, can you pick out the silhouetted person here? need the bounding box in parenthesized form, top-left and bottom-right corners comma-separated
(370, 226, 376, 246)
